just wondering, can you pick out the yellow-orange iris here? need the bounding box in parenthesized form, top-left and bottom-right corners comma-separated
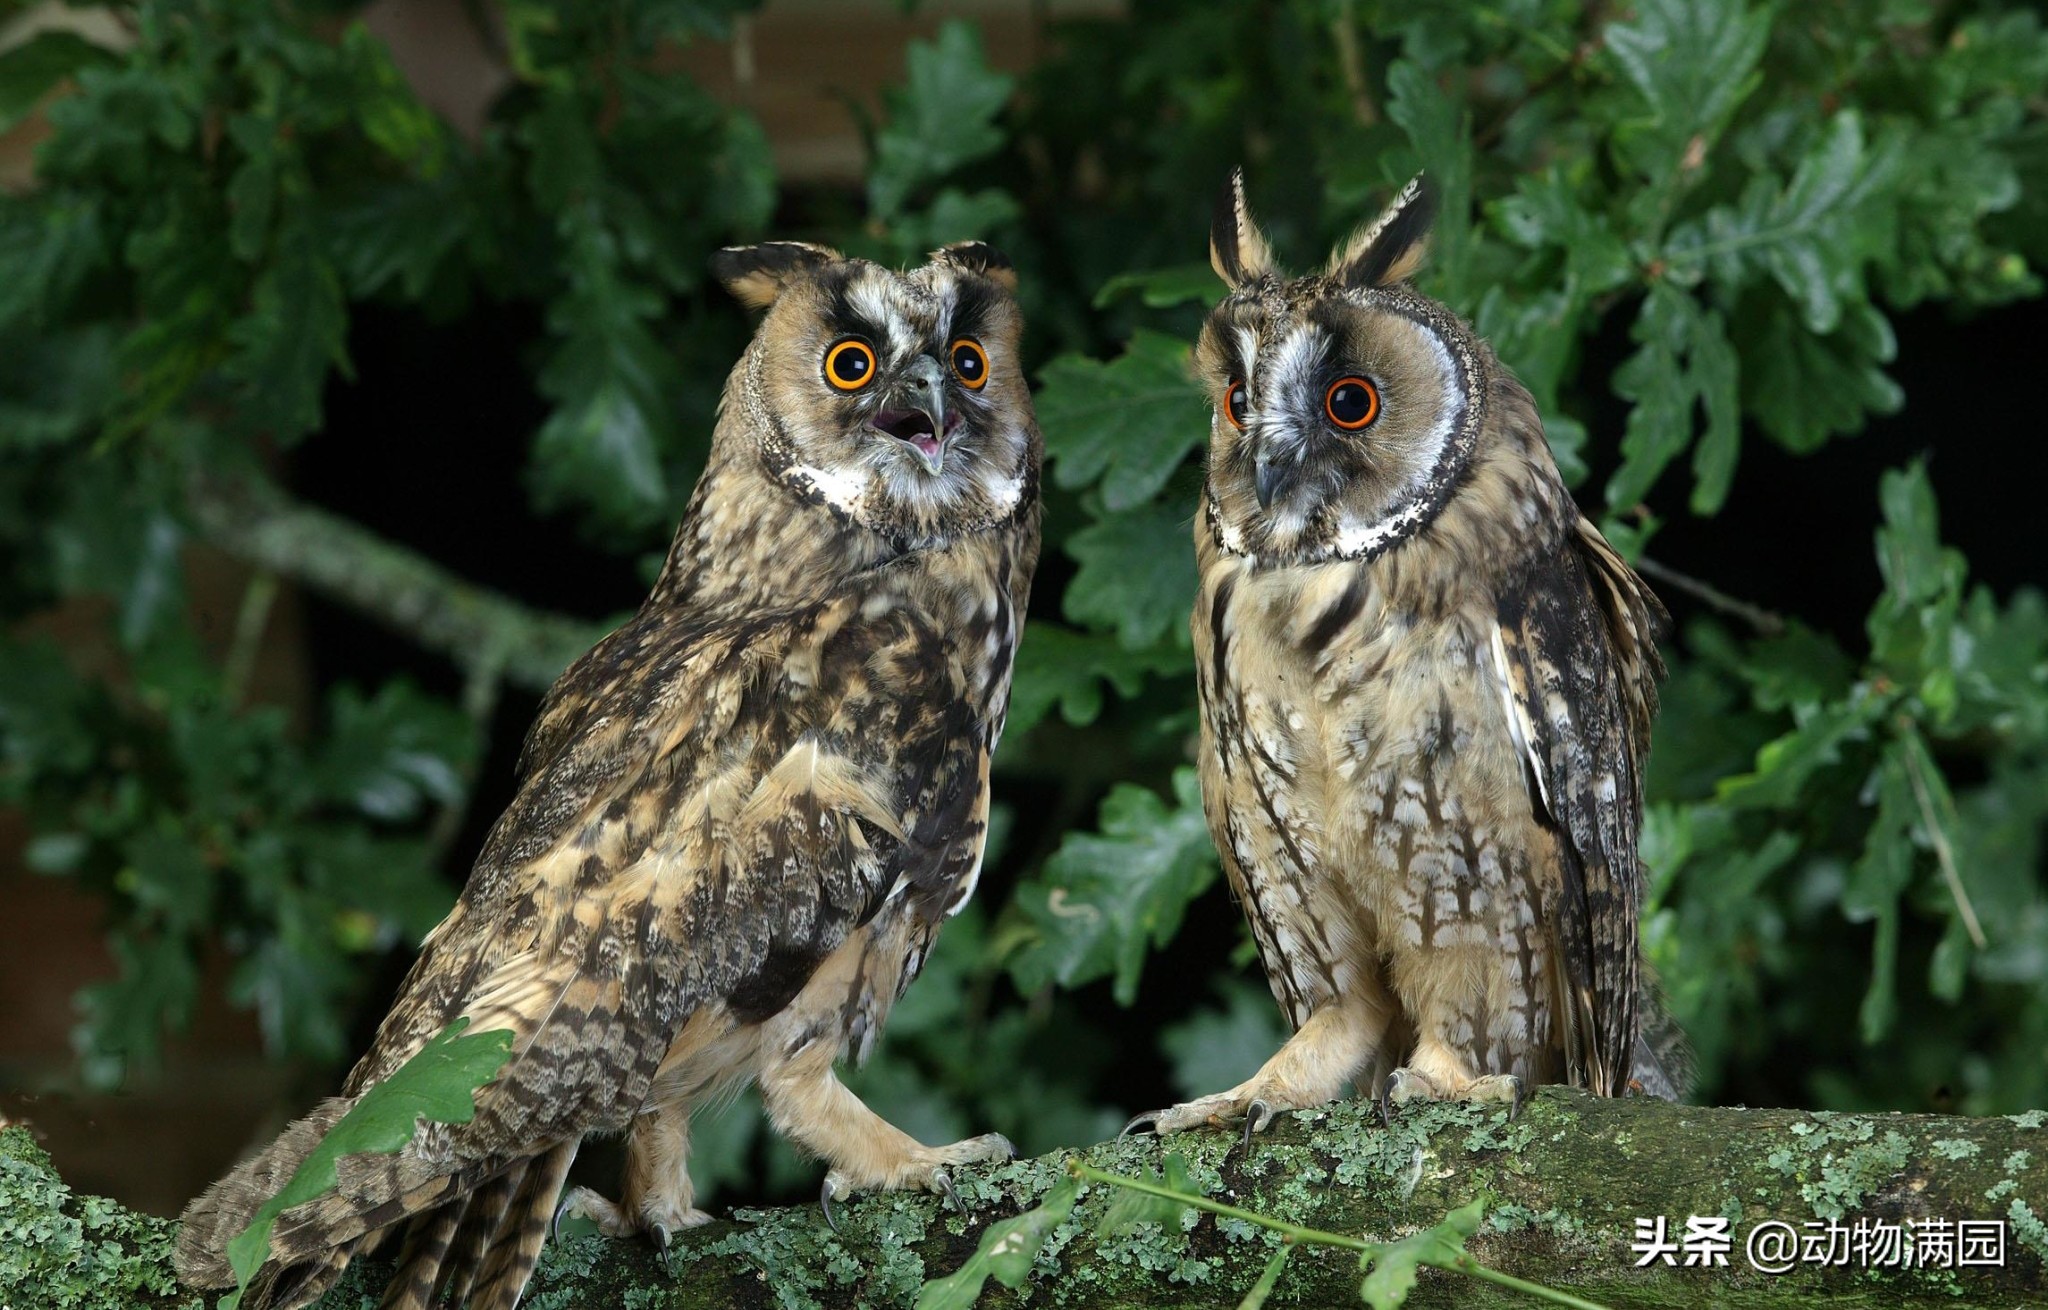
(825, 338, 877, 390)
(1325, 376, 1380, 430)
(950, 337, 990, 390)
(1224, 380, 1248, 429)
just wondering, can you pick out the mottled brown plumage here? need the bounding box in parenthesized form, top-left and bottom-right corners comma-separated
(1130, 174, 1672, 1141)
(176, 240, 1041, 1309)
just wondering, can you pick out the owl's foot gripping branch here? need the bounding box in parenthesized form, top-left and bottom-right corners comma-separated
(8, 1092, 2044, 1309)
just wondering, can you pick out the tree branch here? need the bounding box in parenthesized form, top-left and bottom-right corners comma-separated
(11, 1094, 2043, 1309)
(186, 469, 605, 694)
(1635, 554, 1788, 637)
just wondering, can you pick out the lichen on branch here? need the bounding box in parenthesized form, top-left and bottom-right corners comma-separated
(10, 1092, 2042, 1309)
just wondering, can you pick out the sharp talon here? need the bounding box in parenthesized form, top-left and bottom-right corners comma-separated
(820, 1179, 840, 1234)
(650, 1222, 670, 1253)
(550, 1194, 571, 1242)
(1508, 1080, 1524, 1123)
(1121, 1112, 1160, 1139)
(932, 1170, 960, 1212)
(1377, 1082, 1394, 1129)
(1238, 1099, 1273, 1154)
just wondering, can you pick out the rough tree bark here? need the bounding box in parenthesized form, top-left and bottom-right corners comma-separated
(6, 1092, 2043, 1309)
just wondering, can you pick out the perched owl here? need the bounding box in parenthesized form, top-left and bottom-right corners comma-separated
(1127, 173, 1670, 1142)
(175, 240, 1041, 1310)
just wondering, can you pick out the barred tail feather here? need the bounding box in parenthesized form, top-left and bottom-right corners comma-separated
(373, 1200, 463, 1310)
(422, 1166, 522, 1308)
(174, 1097, 354, 1288)
(173, 1095, 542, 1310)
(1630, 968, 1696, 1102)
(468, 1140, 577, 1310)
(246, 1244, 357, 1310)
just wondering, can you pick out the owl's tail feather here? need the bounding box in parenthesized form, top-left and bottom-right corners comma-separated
(174, 1097, 353, 1289)
(172, 1095, 555, 1310)
(407, 1160, 521, 1308)
(463, 1139, 577, 1310)
(375, 1139, 576, 1310)
(1629, 969, 1696, 1102)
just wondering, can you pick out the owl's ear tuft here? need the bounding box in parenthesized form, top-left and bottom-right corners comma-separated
(932, 241, 1017, 291)
(1330, 174, 1437, 289)
(1210, 167, 1276, 289)
(711, 241, 841, 309)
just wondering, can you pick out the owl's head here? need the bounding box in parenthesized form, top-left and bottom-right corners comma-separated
(1197, 171, 1488, 564)
(712, 240, 1035, 542)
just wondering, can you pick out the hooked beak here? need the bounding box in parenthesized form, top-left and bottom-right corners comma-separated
(1253, 451, 1297, 510)
(872, 354, 955, 475)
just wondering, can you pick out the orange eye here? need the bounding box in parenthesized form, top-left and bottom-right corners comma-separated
(950, 337, 989, 390)
(824, 338, 876, 390)
(1223, 381, 1249, 429)
(1325, 376, 1380, 429)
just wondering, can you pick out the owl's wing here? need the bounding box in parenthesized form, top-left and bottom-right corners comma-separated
(177, 587, 992, 1296)
(1491, 516, 1665, 1095)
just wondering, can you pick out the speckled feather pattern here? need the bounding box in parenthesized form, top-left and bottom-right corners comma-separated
(174, 245, 1040, 1309)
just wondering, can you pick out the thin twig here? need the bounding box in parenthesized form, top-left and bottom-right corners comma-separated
(1069, 1161, 1372, 1250)
(425, 652, 506, 864)
(222, 569, 280, 711)
(1449, 1255, 1614, 1309)
(1635, 555, 1787, 636)
(1897, 721, 1988, 950)
(1068, 1161, 1614, 1310)
(1330, 0, 1379, 127)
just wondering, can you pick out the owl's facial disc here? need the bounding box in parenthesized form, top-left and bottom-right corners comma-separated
(869, 354, 961, 474)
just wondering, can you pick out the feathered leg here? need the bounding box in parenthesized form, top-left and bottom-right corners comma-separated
(758, 1018, 1011, 1207)
(1123, 991, 1392, 1137)
(559, 1097, 713, 1245)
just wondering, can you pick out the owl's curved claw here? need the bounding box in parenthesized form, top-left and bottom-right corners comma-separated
(1508, 1078, 1525, 1123)
(819, 1178, 841, 1234)
(931, 1170, 960, 1212)
(1376, 1081, 1395, 1129)
(1238, 1098, 1279, 1154)
(649, 1221, 671, 1256)
(550, 1193, 572, 1242)
(1120, 1111, 1162, 1139)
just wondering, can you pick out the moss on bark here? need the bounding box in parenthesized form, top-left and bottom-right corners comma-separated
(7, 1092, 2044, 1309)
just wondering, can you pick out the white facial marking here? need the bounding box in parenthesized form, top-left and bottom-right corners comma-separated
(1330, 319, 1460, 556)
(1269, 322, 1326, 401)
(1233, 327, 1261, 383)
(847, 275, 917, 360)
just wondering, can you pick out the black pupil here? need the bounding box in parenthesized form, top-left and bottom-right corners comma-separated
(1227, 386, 1247, 424)
(1330, 382, 1371, 423)
(954, 345, 982, 379)
(834, 347, 869, 382)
